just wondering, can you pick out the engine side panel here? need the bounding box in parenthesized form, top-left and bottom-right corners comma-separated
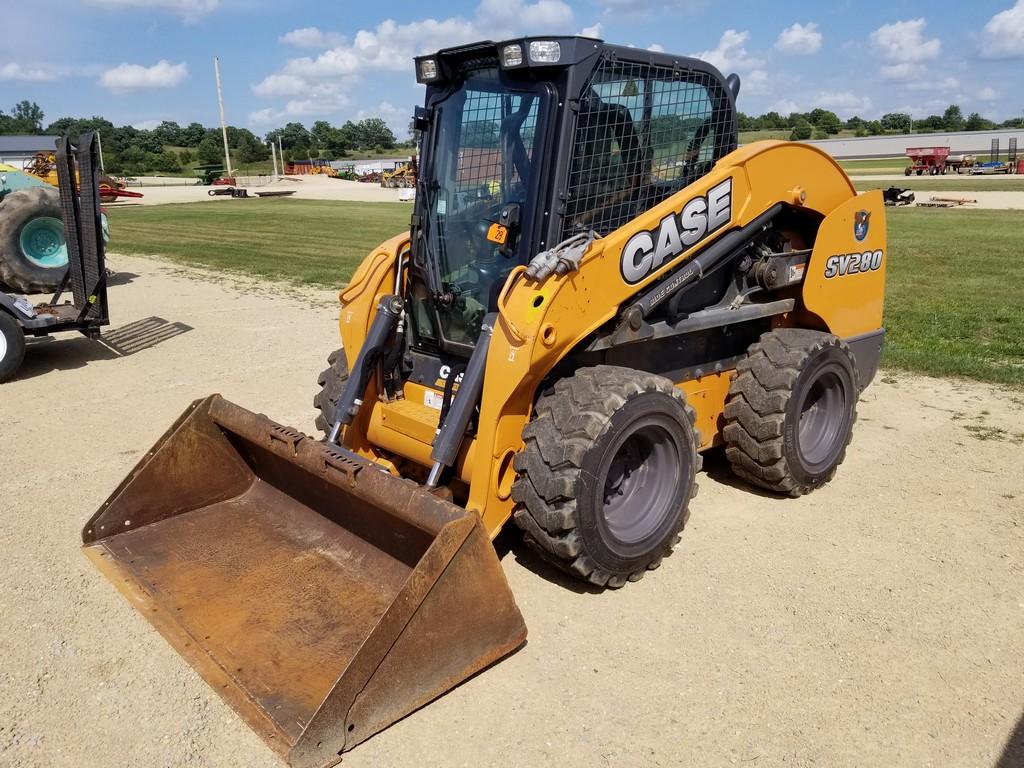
(802, 190, 888, 338)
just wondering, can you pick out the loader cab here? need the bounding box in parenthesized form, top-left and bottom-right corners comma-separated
(407, 36, 740, 358)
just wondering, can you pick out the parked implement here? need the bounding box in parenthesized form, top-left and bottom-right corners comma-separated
(85, 37, 887, 767)
(905, 146, 950, 175)
(0, 163, 69, 294)
(883, 186, 915, 206)
(0, 134, 109, 382)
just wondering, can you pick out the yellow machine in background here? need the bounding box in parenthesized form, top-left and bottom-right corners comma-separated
(22, 151, 59, 185)
(380, 158, 417, 188)
(83, 36, 886, 768)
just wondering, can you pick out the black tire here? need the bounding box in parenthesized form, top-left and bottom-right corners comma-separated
(511, 366, 700, 588)
(0, 311, 27, 383)
(723, 329, 858, 497)
(313, 348, 350, 435)
(0, 186, 67, 294)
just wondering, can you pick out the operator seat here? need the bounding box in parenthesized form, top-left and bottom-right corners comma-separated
(567, 89, 647, 234)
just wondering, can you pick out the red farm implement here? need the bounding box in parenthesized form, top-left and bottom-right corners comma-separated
(905, 146, 951, 176)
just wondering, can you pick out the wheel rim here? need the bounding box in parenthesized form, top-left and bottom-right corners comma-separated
(796, 365, 847, 470)
(0, 328, 7, 362)
(601, 418, 682, 546)
(19, 216, 68, 269)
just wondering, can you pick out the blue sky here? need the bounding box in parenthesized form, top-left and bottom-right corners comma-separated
(1, 0, 1022, 138)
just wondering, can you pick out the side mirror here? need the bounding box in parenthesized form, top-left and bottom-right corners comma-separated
(413, 106, 433, 132)
(725, 73, 741, 101)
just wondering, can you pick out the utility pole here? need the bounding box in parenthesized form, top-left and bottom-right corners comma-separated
(270, 140, 279, 180)
(96, 131, 106, 173)
(214, 56, 234, 178)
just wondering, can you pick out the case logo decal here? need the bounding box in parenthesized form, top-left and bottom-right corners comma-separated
(620, 178, 733, 284)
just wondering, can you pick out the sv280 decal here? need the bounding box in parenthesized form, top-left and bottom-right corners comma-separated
(620, 178, 733, 284)
(824, 249, 883, 278)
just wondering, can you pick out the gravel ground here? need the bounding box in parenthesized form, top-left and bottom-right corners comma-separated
(115, 176, 406, 206)
(114, 174, 1024, 210)
(1, 255, 1022, 768)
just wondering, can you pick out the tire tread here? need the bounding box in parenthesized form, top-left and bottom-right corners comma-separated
(511, 365, 701, 588)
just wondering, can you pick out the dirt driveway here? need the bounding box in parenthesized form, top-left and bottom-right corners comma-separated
(1, 255, 1021, 767)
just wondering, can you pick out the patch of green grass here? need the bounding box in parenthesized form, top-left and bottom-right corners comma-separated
(105, 199, 410, 286)
(855, 178, 1024, 192)
(105, 201, 1024, 387)
(739, 130, 791, 142)
(839, 158, 911, 175)
(883, 208, 1024, 386)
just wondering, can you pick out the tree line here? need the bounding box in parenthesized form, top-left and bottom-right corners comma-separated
(739, 104, 1023, 141)
(3, 98, 1022, 175)
(0, 100, 407, 176)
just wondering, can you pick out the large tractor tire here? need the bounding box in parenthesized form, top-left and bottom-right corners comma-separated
(313, 348, 350, 435)
(0, 311, 27, 383)
(723, 328, 858, 497)
(512, 366, 700, 588)
(0, 186, 69, 295)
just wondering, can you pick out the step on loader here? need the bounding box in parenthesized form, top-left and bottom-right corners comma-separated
(83, 36, 887, 768)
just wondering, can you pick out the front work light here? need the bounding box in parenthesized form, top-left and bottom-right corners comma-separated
(418, 59, 438, 81)
(528, 40, 561, 63)
(502, 44, 524, 67)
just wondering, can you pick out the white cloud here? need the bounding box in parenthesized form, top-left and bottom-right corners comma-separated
(744, 69, 769, 94)
(133, 119, 163, 130)
(248, 108, 281, 125)
(879, 62, 927, 82)
(580, 23, 603, 38)
(356, 101, 411, 136)
(767, 91, 873, 118)
(817, 91, 874, 117)
(906, 76, 960, 91)
(250, 0, 575, 126)
(478, 0, 573, 29)
(648, 43, 665, 52)
(869, 19, 943, 86)
(768, 98, 804, 116)
(273, 0, 572, 80)
(252, 73, 310, 97)
(280, 27, 345, 49)
(592, 0, 705, 10)
(774, 22, 822, 55)
(99, 60, 188, 92)
(980, 1, 1024, 58)
(691, 29, 764, 74)
(88, 0, 218, 22)
(282, 17, 478, 79)
(0, 62, 60, 82)
(978, 86, 1000, 100)
(249, 93, 352, 125)
(870, 18, 941, 61)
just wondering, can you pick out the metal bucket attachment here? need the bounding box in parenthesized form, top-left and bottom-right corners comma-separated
(82, 395, 526, 768)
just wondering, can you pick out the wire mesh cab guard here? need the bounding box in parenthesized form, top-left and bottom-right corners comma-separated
(561, 54, 738, 240)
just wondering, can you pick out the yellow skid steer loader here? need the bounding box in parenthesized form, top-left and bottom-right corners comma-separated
(83, 36, 887, 768)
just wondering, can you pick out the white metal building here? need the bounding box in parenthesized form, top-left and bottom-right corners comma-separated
(807, 129, 1024, 159)
(0, 135, 61, 169)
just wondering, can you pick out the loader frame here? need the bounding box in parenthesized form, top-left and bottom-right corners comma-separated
(337, 137, 886, 539)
